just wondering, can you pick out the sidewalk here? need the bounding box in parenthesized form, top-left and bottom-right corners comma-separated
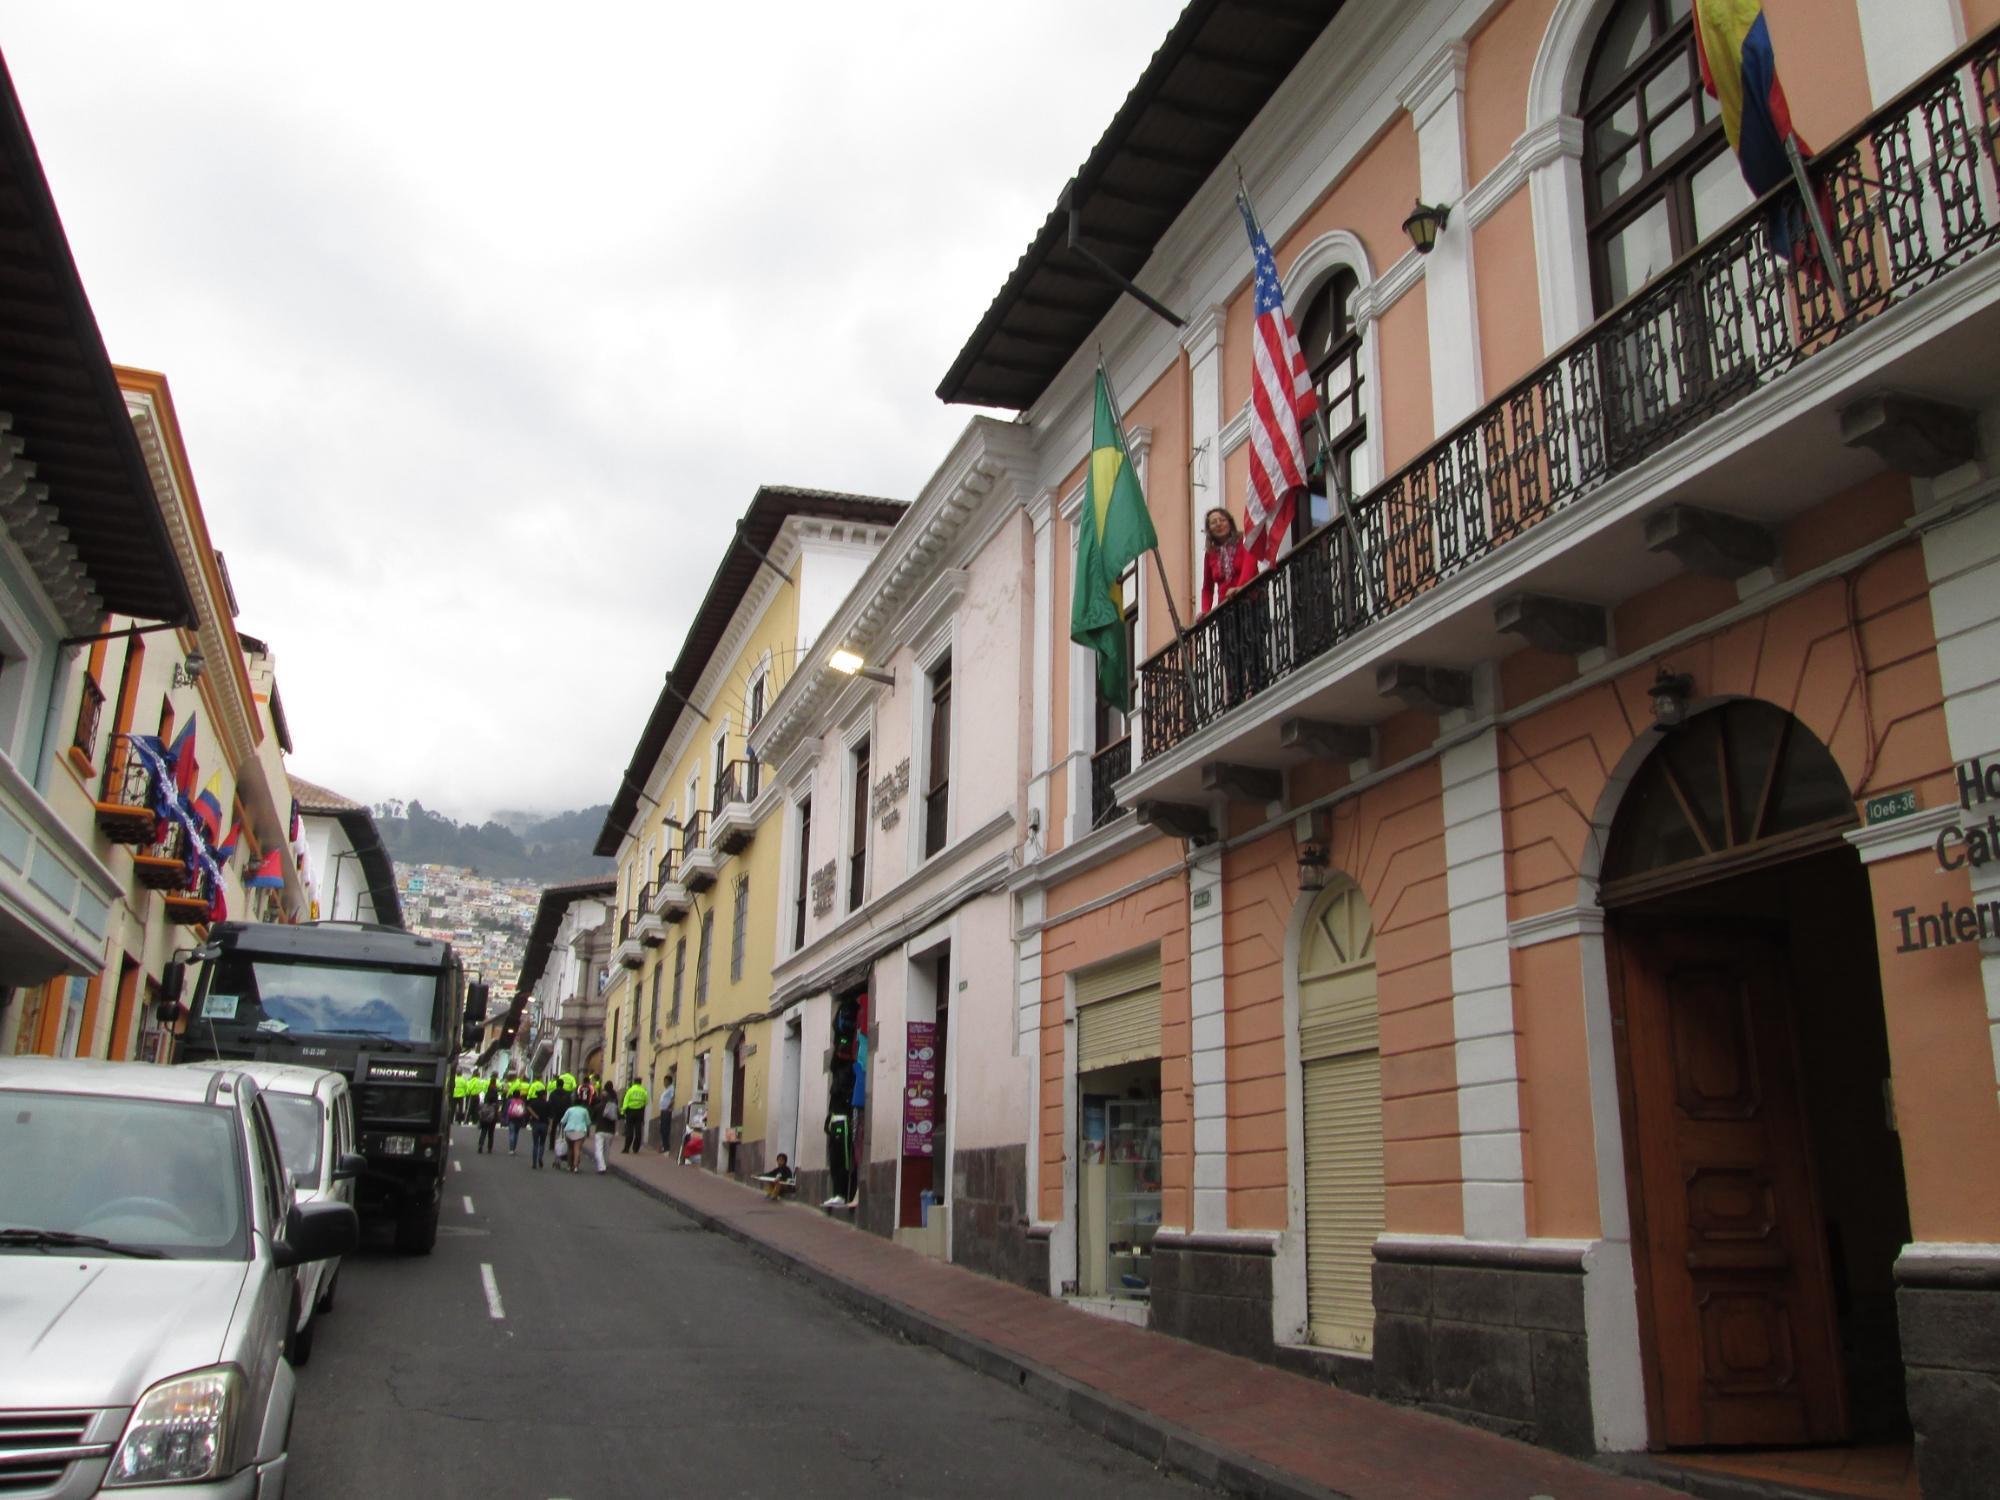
(610, 1151, 1681, 1500)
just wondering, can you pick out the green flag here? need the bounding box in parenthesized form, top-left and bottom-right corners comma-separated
(1070, 370, 1158, 713)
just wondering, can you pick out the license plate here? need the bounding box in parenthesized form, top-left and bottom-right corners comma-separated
(381, 1136, 416, 1157)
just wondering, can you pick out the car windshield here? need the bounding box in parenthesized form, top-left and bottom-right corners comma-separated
(0, 1092, 247, 1259)
(264, 1093, 325, 1187)
(194, 958, 439, 1043)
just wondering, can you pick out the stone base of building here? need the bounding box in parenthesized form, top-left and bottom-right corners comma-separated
(1897, 1249, 2000, 1500)
(857, 1159, 897, 1239)
(1371, 1240, 1593, 1455)
(734, 1139, 765, 1182)
(949, 1144, 1037, 1290)
(1150, 1233, 1277, 1363)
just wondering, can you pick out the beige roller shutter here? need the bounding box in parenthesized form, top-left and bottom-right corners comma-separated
(1298, 880, 1383, 1352)
(1076, 949, 1161, 1073)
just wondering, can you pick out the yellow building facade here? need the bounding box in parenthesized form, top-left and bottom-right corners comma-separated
(596, 487, 901, 1179)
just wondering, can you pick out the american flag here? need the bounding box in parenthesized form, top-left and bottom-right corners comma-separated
(1237, 194, 1318, 565)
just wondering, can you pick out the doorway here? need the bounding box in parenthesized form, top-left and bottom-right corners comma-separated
(1602, 703, 1911, 1456)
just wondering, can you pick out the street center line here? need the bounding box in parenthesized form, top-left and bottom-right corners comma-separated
(479, 1263, 505, 1320)
(463, 1195, 475, 1215)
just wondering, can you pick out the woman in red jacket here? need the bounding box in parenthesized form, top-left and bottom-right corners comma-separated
(1199, 507, 1256, 615)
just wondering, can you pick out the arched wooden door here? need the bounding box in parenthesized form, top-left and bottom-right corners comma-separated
(1298, 877, 1384, 1351)
(1606, 701, 1860, 1448)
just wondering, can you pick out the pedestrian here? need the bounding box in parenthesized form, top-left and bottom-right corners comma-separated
(656, 1072, 677, 1155)
(505, 1091, 528, 1155)
(592, 1087, 618, 1174)
(620, 1076, 649, 1154)
(475, 1090, 499, 1154)
(527, 1085, 553, 1170)
(559, 1096, 591, 1174)
(759, 1153, 795, 1200)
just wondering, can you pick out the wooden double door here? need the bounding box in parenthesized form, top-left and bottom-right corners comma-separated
(1616, 921, 1849, 1448)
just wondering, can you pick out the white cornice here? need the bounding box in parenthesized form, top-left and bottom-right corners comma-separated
(1011, 809, 1162, 896)
(1508, 903, 1605, 949)
(1180, 304, 1227, 364)
(1399, 38, 1468, 131)
(875, 568, 970, 662)
(752, 418, 1038, 765)
(1843, 805, 1958, 864)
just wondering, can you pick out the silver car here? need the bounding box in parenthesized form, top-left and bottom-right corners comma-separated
(180, 1062, 361, 1367)
(0, 1057, 356, 1498)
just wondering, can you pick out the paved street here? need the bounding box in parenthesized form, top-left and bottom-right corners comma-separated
(289, 1125, 1209, 1499)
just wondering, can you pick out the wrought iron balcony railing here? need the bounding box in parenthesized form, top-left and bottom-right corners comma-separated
(95, 737, 158, 845)
(712, 758, 760, 814)
(1142, 29, 2000, 759)
(680, 810, 709, 854)
(656, 849, 677, 888)
(72, 673, 104, 763)
(1090, 737, 1131, 829)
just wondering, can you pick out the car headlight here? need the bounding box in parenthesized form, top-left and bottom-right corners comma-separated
(106, 1365, 244, 1487)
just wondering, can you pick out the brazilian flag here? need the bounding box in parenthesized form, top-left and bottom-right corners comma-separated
(1070, 371, 1157, 713)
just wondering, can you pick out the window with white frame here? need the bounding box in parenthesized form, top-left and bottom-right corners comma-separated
(922, 654, 951, 858)
(847, 733, 870, 910)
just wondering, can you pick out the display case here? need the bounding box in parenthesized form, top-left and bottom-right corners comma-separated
(1102, 1096, 1162, 1300)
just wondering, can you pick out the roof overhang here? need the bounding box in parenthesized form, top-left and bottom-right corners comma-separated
(937, 0, 1346, 411)
(0, 53, 196, 627)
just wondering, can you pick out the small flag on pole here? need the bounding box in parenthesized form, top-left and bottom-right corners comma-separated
(1069, 369, 1158, 714)
(194, 773, 225, 847)
(167, 716, 199, 801)
(1237, 194, 1318, 566)
(247, 849, 285, 890)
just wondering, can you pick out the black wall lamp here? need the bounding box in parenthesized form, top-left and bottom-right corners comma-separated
(1296, 839, 1331, 893)
(1402, 200, 1452, 255)
(1650, 667, 1694, 728)
(172, 649, 206, 689)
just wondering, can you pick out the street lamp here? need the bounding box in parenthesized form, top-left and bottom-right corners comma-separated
(828, 648, 895, 688)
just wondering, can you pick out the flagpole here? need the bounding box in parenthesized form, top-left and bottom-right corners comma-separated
(1785, 137, 1849, 319)
(1097, 353, 1197, 727)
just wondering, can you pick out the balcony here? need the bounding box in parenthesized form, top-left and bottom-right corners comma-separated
(635, 885, 667, 947)
(711, 758, 760, 854)
(1132, 32, 2000, 803)
(133, 822, 192, 891)
(650, 848, 689, 922)
(680, 810, 719, 893)
(1090, 737, 1131, 830)
(612, 909, 644, 971)
(94, 737, 158, 846)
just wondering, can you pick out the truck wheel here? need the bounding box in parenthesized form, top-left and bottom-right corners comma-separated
(315, 1267, 339, 1315)
(395, 1201, 439, 1255)
(290, 1310, 316, 1366)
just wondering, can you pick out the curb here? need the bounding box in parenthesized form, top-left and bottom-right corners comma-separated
(611, 1161, 1354, 1500)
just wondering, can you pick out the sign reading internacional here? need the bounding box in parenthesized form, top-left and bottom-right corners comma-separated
(1893, 755, 2000, 955)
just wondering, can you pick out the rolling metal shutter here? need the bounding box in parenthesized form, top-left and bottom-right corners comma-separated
(1077, 950, 1161, 1073)
(1299, 881, 1383, 1352)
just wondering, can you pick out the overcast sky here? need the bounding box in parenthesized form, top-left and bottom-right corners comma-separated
(5, 1, 1184, 823)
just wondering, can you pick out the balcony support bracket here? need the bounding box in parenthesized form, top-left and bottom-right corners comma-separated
(1840, 394, 1979, 478)
(1280, 718, 1374, 764)
(1201, 762, 1283, 805)
(1493, 594, 1608, 657)
(1138, 801, 1216, 846)
(1376, 662, 1473, 716)
(1644, 505, 1777, 580)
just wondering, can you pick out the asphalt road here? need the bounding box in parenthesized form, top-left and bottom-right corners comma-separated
(288, 1123, 1210, 1500)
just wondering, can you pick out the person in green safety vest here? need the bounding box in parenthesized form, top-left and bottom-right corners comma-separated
(451, 1073, 468, 1124)
(527, 1078, 545, 1100)
(619, 1078, 649, 1155)
(559, 1071, 576, 1093)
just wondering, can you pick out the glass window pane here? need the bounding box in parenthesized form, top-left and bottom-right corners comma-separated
(1594, 97, 1643, 160)
(1691, 148, 1753, 240)
(1644, 51, 1692, 117)
(1597, 148, 1643, 208)
(1648, 101, 1696, 165)
(1603, 199, 1675, 303)
(1665, 0, 1691, 20)
(1587, 0, 1655, 106)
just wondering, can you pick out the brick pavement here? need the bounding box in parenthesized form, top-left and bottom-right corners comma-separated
(610, 1151, 1683, 1500)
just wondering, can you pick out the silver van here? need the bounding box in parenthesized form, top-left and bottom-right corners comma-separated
(181, 1061, 362, 1367)
(0, 1057, 355, 1497)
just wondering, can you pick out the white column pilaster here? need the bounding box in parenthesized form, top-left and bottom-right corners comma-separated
(1028, 490, 1055, 855)
(1017, 887, 1046, 1243)
(1856, 0, 1964, 104)
(1187, 853, 1228, 1234)
(1443, 728, 1526, 1239)
(1402, 40, 1483, 433)
(1521, 115, 1592, 353)
(1182, 304, 1229, 606)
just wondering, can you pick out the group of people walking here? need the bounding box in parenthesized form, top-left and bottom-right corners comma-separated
(451, 1071, 666, 1175)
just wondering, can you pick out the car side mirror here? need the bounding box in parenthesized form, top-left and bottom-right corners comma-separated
(159, 960, 186, 1004)
(330, 1153, 367, 1183)
(273, 1200, 359, 1268)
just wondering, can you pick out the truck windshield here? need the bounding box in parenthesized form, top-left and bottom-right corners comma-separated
(194, 958, 440, 1044)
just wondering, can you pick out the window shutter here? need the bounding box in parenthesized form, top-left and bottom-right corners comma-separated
(1076, 949, 1162, 1072)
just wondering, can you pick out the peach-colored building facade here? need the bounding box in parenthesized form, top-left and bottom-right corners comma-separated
(935, 1, 2000, 1493)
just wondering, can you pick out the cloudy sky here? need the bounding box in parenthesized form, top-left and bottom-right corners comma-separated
(5, 1, 1184, 822)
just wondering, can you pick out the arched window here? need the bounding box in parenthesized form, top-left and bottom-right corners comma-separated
(1583, 0, 1751, 310)
(1292, 268, 1367, 539)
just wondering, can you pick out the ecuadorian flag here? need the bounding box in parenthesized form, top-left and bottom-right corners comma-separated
(1693, 0, 1806, 199)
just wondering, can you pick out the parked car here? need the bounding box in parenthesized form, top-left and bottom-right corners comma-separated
(182, 1060, 363, 1366)
(0, 1056, 356, 1497)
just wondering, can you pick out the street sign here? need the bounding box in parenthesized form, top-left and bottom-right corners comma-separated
(1865, 789, 1919, 826)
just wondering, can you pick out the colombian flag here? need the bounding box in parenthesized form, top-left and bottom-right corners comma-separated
(1693, 0, 1827, 264)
